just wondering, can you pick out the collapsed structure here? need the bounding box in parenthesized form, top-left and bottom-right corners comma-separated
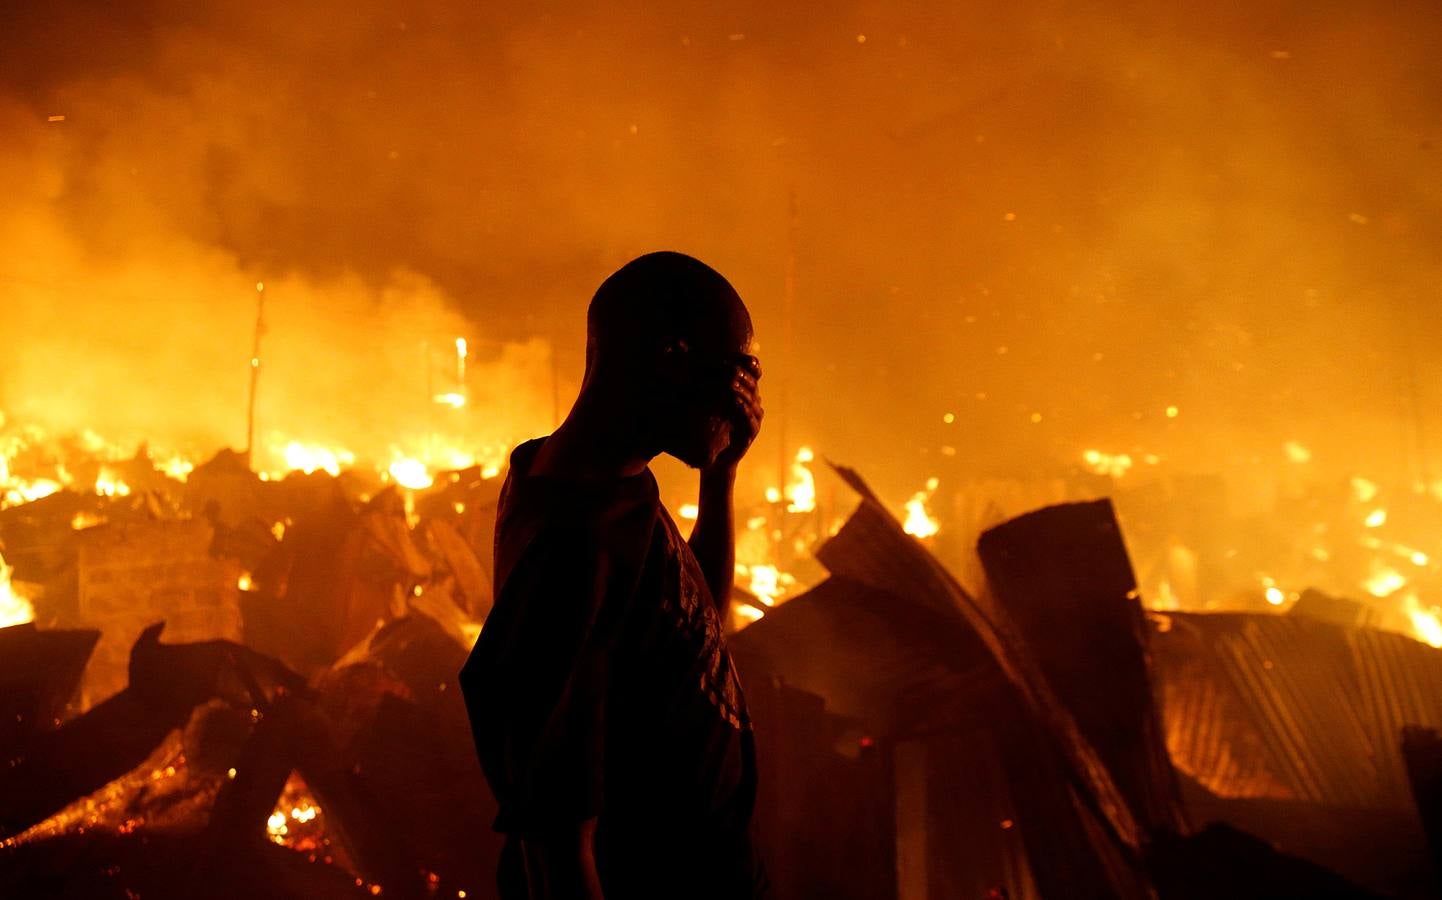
(1, 448, 1440, 899)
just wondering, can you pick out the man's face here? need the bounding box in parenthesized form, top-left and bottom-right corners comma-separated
(656, 320, 755, 469)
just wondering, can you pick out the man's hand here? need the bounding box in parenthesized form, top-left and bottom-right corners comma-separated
(691, 356, 760, 614)
(706, 356, 763, 474)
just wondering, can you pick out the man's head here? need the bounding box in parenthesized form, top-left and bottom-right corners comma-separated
(585, 251, 755, 468)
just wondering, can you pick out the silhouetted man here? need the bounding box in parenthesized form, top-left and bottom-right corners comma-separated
(459, 252, 768, 899)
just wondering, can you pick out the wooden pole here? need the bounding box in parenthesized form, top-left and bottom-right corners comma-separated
(245, 281, 266, 469)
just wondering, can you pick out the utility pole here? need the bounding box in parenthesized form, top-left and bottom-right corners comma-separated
(245, 281, 266, 469)
(777, 191, 797, 505)
(775, 191, 798, 567)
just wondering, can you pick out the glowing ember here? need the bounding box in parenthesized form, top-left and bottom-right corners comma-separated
(1351, 477, 1379, 504)
(0, 550, 36, 628)
(268, 772, 326, 850)
(1260, 576, 1287, 607)
(902, 477, 941, 539)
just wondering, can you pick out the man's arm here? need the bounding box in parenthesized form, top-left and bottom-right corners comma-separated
(689, 359, 762, 616)
(689, 464, 737, 616)
(528, 818, 605, 900)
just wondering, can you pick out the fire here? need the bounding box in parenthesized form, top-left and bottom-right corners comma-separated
(267, 773, 326, 849)
(1404, 594, 1442, 649)
(0, 550, 36, 628)
(156, 454, 195, 482)
(1259, 576, 1287, 607)
(902, 477, 941, 539)
(1364, 564, 1407, 599)
(2, 475, 61, 507)
(94, 469, 131, 498)
(277, 440, 355, 477)
(785, 447, 816, 513)
(747, 564, 780, 606)
(1, 434, 62, 507)
(388, 457, 433, 490)
(1083, 449, 1134, 478)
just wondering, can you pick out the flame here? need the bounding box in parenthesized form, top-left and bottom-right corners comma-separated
(94, 469, 131, 498)
(388, 457, 433, 490)
(1260, 576, 1287, 606)
(1083, 449, 1134, 478)
(1, 445, 63, 507)
(1364, 508, 1387, 528)
(747, 564, 780, 606)
(71, 511, 104, 530)
(277, 440, 355, 477)
(902, 477, 941, 539)
(156, 454, 195, 481)
(0, 550, 36, 628)
(1404, 594, 1442, 649)
(1365, 564, 1407, 598)
(2, 476, 61, 507)
(678, 503, 699, 520)
(785, 446, 816, 513)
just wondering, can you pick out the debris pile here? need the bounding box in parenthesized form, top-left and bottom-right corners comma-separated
(2, 449, 1441, 898)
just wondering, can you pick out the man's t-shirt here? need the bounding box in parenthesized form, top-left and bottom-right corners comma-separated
(459, 437, 766, 898)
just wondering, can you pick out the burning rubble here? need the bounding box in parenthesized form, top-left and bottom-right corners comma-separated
(4, 402, 1442, 897)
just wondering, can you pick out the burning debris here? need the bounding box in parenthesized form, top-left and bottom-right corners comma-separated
(5, 397, 1442, 897)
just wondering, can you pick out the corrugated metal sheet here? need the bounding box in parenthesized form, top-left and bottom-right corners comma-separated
(1154, 612, 1442, 810)
(816, 464, 1149, 868)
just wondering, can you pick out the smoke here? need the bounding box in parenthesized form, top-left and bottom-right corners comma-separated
(1, 0, 1440, 497)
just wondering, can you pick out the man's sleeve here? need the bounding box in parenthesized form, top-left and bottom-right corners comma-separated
(461, 523, 620, 838)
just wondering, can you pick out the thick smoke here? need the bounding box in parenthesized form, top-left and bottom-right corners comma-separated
(1, 0, 1440, 498)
